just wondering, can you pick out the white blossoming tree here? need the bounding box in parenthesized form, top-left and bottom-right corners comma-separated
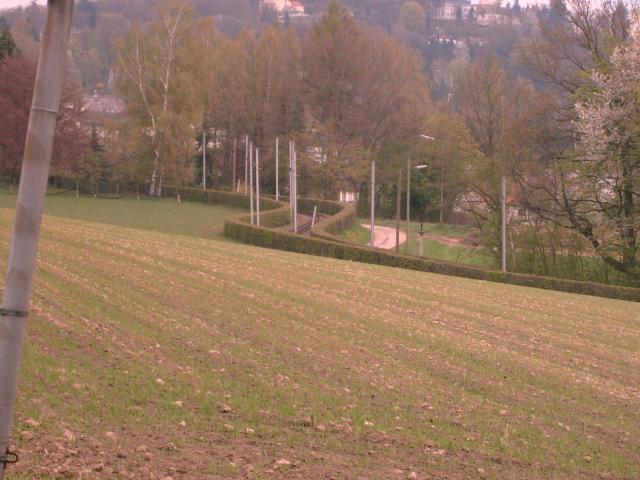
(573, 31, 640, 279)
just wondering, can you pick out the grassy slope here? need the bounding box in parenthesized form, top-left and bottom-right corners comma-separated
(0, 207, 639, 479)
(0, 191, 241, 240)
(344, 219, 495, 268)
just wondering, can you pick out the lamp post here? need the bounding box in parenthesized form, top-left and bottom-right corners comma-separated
(370, 159, 375, 248)
(501, 174, 507, 272)
(419, 216, 425, 257)
(411, 133, 435, 254)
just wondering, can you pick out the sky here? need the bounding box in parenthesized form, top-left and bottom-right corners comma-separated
(0, 0, 548, 12)
(0, 0, 44, 9)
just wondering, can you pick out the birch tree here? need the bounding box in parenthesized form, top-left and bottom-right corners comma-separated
(115, 0, 201, 196)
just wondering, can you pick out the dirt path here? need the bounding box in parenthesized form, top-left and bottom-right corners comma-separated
(362, 224, 406, 249)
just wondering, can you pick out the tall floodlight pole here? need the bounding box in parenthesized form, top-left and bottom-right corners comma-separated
(406, 157, 411, 252)
(370, 160, 376, 248)
(232, 138, 237, 192)
(256, 148, 260, 226)
(275, 137, 279, 201)
(249, 142, 254, 225)
(292, 141, 298, 234)
(289, 140, 293, 223)
(244, 135, 249, 194)
(0, 1, 75, 478)
(202, 129, 206, 190)
(395, 169, 402, 252)
(501, 174, 507, 272)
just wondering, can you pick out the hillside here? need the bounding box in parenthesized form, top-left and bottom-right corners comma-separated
(1, 208, 639, 479)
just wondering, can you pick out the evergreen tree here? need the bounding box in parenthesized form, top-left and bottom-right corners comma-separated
(0, 24, 16, 62)
(513, 0, 521, 14)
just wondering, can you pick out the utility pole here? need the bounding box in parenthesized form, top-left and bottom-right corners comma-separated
(370, 160, 376, 248)
(439, 166, 445, 224)
(255, 147, 260, 227)
(232, 138, 237, 193)
(244, 135, 249, 194)
(0, 1, 75, 478)
(275, 137, 279, 201)
(501, 174, 507, 272)
(292, 141, 298, 234)
(249, 141, 254, 225)
(406, 157, 411, 252)
(289, 140, 294, 224)
(202, 128, 206, 190)
(395, 169, 402, 252)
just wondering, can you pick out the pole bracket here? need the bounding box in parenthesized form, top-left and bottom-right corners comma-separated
(0, 449, 18, 466)
(0, 309, 29, 318)
(31, 106, 59, 116)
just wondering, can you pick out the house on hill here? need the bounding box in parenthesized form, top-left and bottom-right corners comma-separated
(261, 0, 306, 15)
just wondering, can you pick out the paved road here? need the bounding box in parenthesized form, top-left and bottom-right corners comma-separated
(361, 224, 406, 249)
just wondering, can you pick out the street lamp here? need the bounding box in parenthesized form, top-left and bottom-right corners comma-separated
(408, 162, 428, 255)
(405, 133, 435, 252)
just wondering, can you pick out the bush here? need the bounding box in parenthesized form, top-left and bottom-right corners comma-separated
(224, 214, 640, 303)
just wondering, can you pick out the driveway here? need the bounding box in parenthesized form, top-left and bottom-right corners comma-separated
(361, 224, 406, 249)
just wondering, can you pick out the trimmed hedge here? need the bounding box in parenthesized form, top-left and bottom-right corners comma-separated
(311, 203, 357, 240)
(224, 213, 640, 303)
(144, 186, 640, 302)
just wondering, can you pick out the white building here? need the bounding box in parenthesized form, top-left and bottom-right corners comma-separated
(261, 0, 305, 14)
(434, 0, 472, 20)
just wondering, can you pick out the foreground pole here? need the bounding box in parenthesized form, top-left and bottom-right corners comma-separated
(0, 1, 75, 477)
(370, 160, 376, 248)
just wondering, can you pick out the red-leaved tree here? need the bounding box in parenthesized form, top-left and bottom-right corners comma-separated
(0, 54, 89, 179)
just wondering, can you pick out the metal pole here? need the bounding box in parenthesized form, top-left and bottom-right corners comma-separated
(406, 157, 411, 251)
(232, 138, 237, 192)
(275, 136, 279, 201)
(0, 1, 75, 477)
(256, 148, 260, 227)
(289, 140, 293, 222)
(370, 160, 375, 248)
(249, 142, 254, 225)
(439, 167, 445, 224)
(244, 135, 248, 194)
(501, 174, 507, 272)
(419, 217, 424, 257)
(395, 169, 401, 252)
(202, 129, 206, 190)
(311, 205, 317, 228)
(293, 142, 298, 234)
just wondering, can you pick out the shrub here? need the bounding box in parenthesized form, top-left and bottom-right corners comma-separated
(224, 214, 640, 303)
